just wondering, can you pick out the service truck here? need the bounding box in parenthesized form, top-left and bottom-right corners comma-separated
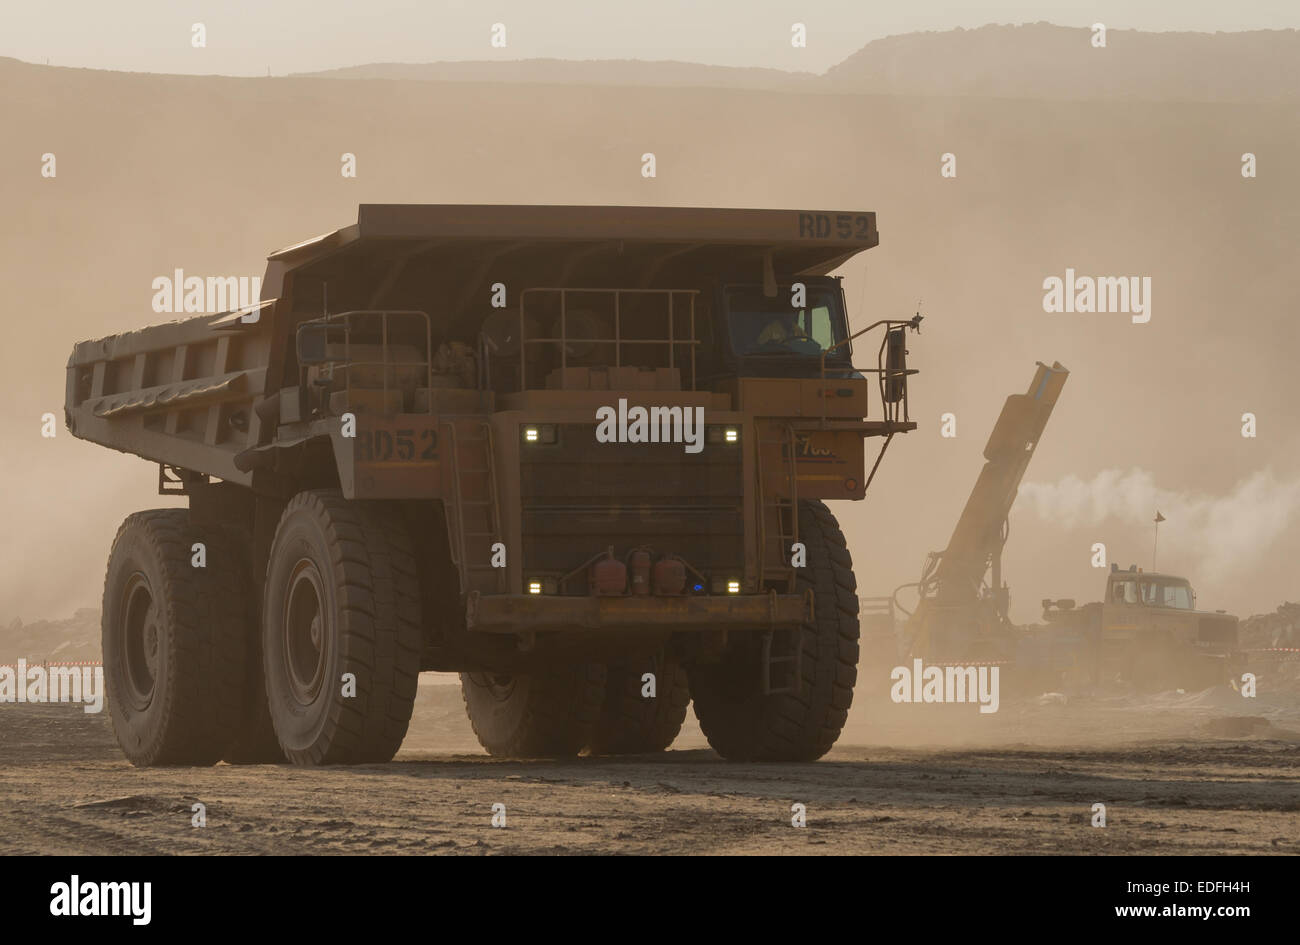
(1043, 566, 1241, 689)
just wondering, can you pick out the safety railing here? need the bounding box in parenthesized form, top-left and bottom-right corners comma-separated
(299, 310, 434, 414)
(817, 313, 923, 429)
(515, 288, 701, 391)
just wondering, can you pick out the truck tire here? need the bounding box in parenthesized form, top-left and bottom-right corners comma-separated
(689, 499, 859, 761)
(222, 652, 284, 764)
(101, 510, 247, 766)
(461, 665, 606, 758)
(262, 491, 422, 765)
(587, 655, 690, 755)
(204, 526, 285, 765)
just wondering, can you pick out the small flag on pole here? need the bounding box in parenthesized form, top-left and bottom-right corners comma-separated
(1154, 511, 1165, 523)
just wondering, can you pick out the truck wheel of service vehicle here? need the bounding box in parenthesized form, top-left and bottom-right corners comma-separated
(689, 499, 859, 762)
(262, 491, 422, 765)
(460, 665, 606, 758)
(586, 655, 690, 755)
(101, 510, 249, 766)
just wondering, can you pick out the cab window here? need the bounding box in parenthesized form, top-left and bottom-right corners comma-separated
(725, 286, 847, 358)
(1159, 584, 1193, 609)
(1139, 581, 1193, 609)
(1110, 580, 1137, 604)
(804, 305, 834, 350)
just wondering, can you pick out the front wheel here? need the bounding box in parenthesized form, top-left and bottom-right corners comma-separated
(587, 654, 690, 755)
(262, 491, 422, 765)
(689, 500, 859, 761)
(460, 665, 606, 758)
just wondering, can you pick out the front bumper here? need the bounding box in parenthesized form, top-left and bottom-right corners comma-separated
(1195, 643, 1246, 669)
(465, 590, 814, 635)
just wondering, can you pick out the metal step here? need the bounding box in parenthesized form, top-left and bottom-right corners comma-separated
(761, 627, 804, 696)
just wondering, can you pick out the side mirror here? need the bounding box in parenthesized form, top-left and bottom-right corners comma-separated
(883, 326, 907, 403)
(296, 323, 331, 365)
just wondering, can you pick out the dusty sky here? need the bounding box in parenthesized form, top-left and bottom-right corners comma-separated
(2, 0, 1298, 75)
(1, 15, 1296, 627)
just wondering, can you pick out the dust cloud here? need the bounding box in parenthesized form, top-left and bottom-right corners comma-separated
(1019, 467, 1300, 579)
(1, 23, 1297, 626)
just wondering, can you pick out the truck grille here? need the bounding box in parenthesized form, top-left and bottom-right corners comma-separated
(520, 423, 743, 591)
(1198, 614, 1238, 646)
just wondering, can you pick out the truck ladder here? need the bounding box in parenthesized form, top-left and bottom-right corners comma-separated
(755, 422, 804, 695)
(442, 420, 506, 595)
(755, 422, 800, 588)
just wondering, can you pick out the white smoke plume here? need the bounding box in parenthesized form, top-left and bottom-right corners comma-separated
(1017, 467, 1300, 576)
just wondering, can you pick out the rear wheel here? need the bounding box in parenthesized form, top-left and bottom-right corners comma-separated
(212, 526, 284, 765)
(689, 500, 859, 761)
(461, 665, 606, 758)
(262, 491, 422, 765)
(222, 648, 284, 764)
(101, 510, 249, 766)
(587, 654, 690, 755)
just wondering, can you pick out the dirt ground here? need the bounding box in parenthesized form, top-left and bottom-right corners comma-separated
(2, 666, 1297, 855)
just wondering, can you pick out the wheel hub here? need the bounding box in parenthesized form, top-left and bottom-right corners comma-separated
(120, 573, 157, 710)
(473, 672, 517, 702)
(284, 559, 329, 705)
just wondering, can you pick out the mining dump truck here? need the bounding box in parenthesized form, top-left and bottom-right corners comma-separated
(1042, 566, 1242, 689)
(65, 204, 921, 766)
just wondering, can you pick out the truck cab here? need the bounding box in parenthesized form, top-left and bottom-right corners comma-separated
(1046, 564, 1240, 688)
(711, 276, 857, 380)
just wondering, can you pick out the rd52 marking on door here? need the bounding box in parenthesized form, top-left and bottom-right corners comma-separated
(355, 426, 438, 463)
(351, 420, 441, 499)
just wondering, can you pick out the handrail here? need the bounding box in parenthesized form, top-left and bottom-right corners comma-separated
(303, 309, 435, 414)
(783, 421, 799, 564)
(442, 420, 468, 594)
(481, 421, 506, 593)
(818, 314, 922, 429)
(517, 287, 700, 391)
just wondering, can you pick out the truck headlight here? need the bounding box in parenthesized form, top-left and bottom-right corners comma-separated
(522, 424, 557, 444)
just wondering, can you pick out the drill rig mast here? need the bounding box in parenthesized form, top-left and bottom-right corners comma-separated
(899, 361, 1069, 661)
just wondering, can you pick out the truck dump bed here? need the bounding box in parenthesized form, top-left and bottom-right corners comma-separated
(65, 204, 881, 482)
(65, 308, 271, 484)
